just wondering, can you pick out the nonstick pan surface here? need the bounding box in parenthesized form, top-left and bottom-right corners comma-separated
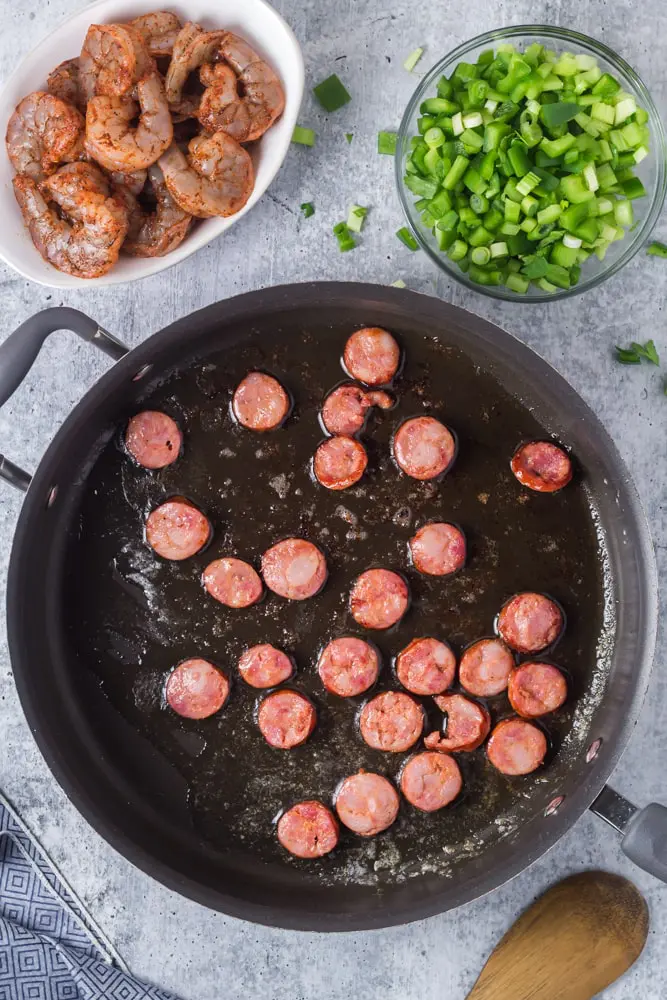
(6, 284, 656, 929)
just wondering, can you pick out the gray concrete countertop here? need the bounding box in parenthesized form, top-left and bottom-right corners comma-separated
(1, 0, 666, 996)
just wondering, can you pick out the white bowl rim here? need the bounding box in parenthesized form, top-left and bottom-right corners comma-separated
(0, 0, 304, 288)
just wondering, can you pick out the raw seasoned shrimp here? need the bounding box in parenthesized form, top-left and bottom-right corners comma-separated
(47, 59, 85, 112)
(197, 63, 251, 140)
(6, 91, 85, 181)
(129, 11, 182, 57)
(79, 23, 154, 102)
(122, 163, 192, 256)
(12, 162, 128, 278)
(107, 167, 147, 196)
(164, 22, 225, 104)
(86, 73, 173, 171)
(158, 132, 253, 218)
(217, 32, 285, 141)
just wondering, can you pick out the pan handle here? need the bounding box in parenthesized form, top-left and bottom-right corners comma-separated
(0, 307, 129, 492)
(592, 785, 667, 883)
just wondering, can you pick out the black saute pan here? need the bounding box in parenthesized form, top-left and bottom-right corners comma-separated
(1, 282, 666, 931)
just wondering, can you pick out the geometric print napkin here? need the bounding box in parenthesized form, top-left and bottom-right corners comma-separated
(0, 792, 180, 1000)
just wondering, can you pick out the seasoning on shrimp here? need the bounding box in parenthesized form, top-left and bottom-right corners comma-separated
(6, 91, 85, 181)
(121, 163, 192, 257)
(158, 131, 253, 218)
(79, 23, 154, 102)
(85, 73, 173, 171)
(128, 11, 183, 57)
(47, 59, 85, 112)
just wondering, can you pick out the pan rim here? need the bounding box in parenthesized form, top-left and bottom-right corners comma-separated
(6, 281, 658, 930)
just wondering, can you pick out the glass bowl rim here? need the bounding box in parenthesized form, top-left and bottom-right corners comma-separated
(395, 24, 667, 303)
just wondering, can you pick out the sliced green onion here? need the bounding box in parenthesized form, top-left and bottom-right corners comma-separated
(378, 131, 398, 155)
(404, 47, 424, 72)
(391, 279, 407, 288)
(333, 221, 356, 252)
(563, 233, 582, 248)
(292, 126, 315, 146)
(396, 227, 419, 251)
(451, 112, 464, 136)
(345, 133, 354, 144)
(313, 74, 351, 112)
(471, 246, 491, 265)
(647, 241, 667, 258)
(540, 101, 580, 127)
(347, 205, 368, 233)
(490, 241, 509, 258)
(300, 202, 315, 218)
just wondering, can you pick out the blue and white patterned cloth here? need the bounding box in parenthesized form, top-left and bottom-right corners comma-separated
(0, 792, 178, 1000)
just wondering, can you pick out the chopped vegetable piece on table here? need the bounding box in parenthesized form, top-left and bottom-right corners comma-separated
(292, 126, 316, 147)
(648, 241, 667, 258)
(313, 74, 351, 112)
(391, 279, 407, 288)
(402, 41, 652, 294)
(614, 340, 659, 365)
(345, 133, 354, 144)
(404, 47, 424, 72)
(300, 202, 315, 218)
(347, 205, 368, 233)
(378, 131, 399, 155)
(396, 227, 420, 251)
(334, 221, 356, 252)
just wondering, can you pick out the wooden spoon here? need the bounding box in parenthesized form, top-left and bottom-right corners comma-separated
(466, 871, 648, 1000)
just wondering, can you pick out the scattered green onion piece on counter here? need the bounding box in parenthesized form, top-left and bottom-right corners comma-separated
(345, 133, 354, 143)
(391, 279, 407, 288)
(401, 42, 652, 294)
(292, 126, 315, 146)
(313, 74, 351, 112)
(378, 131, 399, 155)
(647, 240, 667, 258)
(347, 205, 368, 233)
(615, 346, 642, 364)
(300, 202, 315, 218)
(333, 221, 356, 252)
(396, 227, 419, 251)
(614, 340, 659, 365)
(404, 47, 424, 72)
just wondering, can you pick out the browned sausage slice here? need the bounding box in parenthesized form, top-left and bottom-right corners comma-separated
(487, 718, 547, 775)
(277, 801, 339, 858)
(400, 751, 462, 812)
(257, 689, 316, 748)
(261, 538, 327, 600)
(426, 693, 491, 752)
(321, 385, 393, 435)
(322, 385, 372, 435)
(393, 417, 456, 480)
(497, 592, 564, 653)
(165, 658, 229, 719)
(349, 569, 409, 630)
(508, 662, 567, 717)
(146, 498, 211, 560)
(511, 441, 573, 493)
(317, 637, 380, 697)
(459, 638, 514, 697)
(313, 436, 368, 490)
(232, 372, 290, 431)
(359, 691, 423, 752)
(395, 638, 456, 695)
(202, 557, 263, 608)
(409, 522, 466, 576)
(342, 327, 400, 386)
(335, 771, 399, 836)
(238, 644, 293, 688)
(125, 410, 182, 468)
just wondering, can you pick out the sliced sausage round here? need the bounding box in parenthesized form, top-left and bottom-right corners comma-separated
(277, 800, 339, 858)
(400, 752, 462, 812)
(257, 689, 316, 749)
(261, 538, 327, 600)
(409, 522, 466, 576)
(232, 372, 290, 431)
(359, 691, 424, 752)
(125, 410, 182, 469)
(459, 638, 514, 697)
(202, 557, 263, 608)
(497, 592, 564, 653)
(511, 441, 573, 493)
(335, 771, 399, 836)
(508, 662, 568, 718)
(145, 498, 211, 560)
(349, 569, 409, 630)
(322, 385, 372, 436)
(317, 637, 380, 697)
(487, 718, 547, 775)
(313, 436, 368, 490)
(395, 638, 456, 696)
(342, 327, 400, 386)
(393, 416, 456, 480)
(165, 658, 229, 719)
(238, 644, 293, 689)
(426, 693, 491, 752)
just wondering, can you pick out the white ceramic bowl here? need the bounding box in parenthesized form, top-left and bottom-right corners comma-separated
(0, 0, 304, 288)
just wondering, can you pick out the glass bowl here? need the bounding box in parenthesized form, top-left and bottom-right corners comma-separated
(396, 25, 667, 302)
